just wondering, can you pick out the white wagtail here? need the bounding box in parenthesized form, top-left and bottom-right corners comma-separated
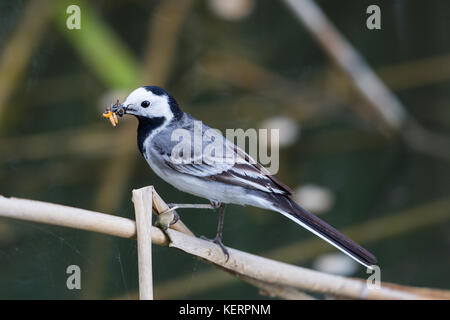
(111, 86, 377, 268)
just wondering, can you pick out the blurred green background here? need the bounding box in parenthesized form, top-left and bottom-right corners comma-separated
(0, 0, 449, 299)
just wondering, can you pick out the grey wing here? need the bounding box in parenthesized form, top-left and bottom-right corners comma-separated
(162, 135, 293, 196)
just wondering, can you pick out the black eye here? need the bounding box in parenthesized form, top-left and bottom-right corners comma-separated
(141, 100, 150, 108)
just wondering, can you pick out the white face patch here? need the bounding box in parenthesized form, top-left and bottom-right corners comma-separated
(122, 87, 174, 122)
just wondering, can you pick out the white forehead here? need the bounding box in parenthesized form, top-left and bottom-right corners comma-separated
(124, 87, 159, 104)
(123, 87, 173, 121)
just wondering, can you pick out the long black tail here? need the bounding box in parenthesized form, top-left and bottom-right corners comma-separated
(269, 194, 377, 268)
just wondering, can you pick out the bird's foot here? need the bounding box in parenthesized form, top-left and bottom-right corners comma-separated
(170, 211, 180, 225)
(209, 200, 222, 209)
(200, 235, 230, 262)
(154, 207, 179, 231)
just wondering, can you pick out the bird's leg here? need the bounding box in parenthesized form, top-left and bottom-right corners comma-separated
(155, 201, 219, 230)
(165, 203, 218, 212)
(200, 203, 230, 262)
(157, 200, 230, 261)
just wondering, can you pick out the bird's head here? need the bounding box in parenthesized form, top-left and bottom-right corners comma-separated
(112, 86, 182, 122)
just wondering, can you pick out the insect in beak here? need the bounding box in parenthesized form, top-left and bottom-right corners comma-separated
(102, 100, 121, 127)
(102, 110, 119, 126)
(111, 99, 127, 117)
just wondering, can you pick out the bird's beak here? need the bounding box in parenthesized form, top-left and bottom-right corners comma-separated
(112, 103, 127, 117)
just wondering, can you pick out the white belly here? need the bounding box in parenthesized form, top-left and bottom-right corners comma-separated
(143, 152, 271, 209)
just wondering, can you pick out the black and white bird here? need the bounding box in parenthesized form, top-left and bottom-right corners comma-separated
(112, 86, 377, 268)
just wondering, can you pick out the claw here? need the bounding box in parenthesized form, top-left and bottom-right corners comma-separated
(154, 210, 174, 231)
(170, 211, 180, 225)
(209, 200, 222, 209)
(154, 204, 181, 230)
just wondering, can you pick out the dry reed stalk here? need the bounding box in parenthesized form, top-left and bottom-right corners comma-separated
(1, 193, 446, 300)
(132, 187, 155, 300)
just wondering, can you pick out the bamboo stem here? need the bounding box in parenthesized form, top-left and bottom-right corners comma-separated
(132, 187, 154, 300)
